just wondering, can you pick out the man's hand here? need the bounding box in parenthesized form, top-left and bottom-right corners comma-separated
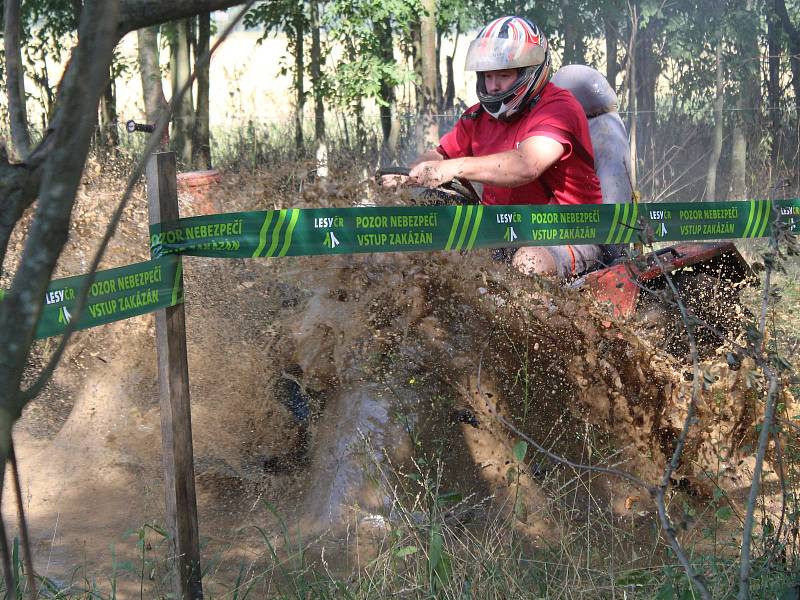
(378, 149, 445, 188)
(379, 174, 409, 188)
(409, 159, 461, 188)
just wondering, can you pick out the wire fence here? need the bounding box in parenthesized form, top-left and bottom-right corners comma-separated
(3, 102, 799, 203)
(190, 107, 800, 202)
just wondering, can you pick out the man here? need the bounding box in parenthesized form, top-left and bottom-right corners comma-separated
(404, 16, 604, 279)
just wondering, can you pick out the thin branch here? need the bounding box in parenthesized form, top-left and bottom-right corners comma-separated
(0, 455, 15, 600)
(738, 231, 781, 600)
(638, 128, 702, 197)
(749, 426, 790, 582)
(738, 369, 780, 600)
(759, 262, 773, 340)
(9, 442, 35, 600)
(632, 228, 712, 600)
(650, 249, 700, 492)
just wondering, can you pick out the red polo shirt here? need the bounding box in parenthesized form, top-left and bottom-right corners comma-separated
(438, 82, 603, 206)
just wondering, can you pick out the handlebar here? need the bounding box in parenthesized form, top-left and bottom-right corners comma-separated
(376, 166, 482, 205)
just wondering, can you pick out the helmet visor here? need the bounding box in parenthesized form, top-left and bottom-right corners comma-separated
(465, 38, 546, 72)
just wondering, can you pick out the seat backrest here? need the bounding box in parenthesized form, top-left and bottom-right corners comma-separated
(550, 65, 633, 206)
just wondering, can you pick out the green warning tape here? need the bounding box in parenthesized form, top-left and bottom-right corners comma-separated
(149, 199, 800, 259)
(13, 198, 800, 341)
(1, 256, 182, 340)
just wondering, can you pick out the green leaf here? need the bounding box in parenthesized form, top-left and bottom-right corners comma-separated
(715, 506, 733, 521)
(615, 569, 651, 587)
(12, 537, 20, 597)
(656, 582, 675, 600)
(513, 440, 528, 463)
(429, 525, 452, 586)
(395, 545, 418, 558)
(437, 491, 463, 506)
(514, 497, 528, 522)
(506, 466, 518, 485)
(429, 525, 443, 559)
(434, 552, 452, 586)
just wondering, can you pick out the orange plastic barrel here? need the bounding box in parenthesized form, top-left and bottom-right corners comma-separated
(177, 169, 222, 215)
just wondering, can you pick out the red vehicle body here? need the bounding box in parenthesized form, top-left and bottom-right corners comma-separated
(579, 241, 752, 319)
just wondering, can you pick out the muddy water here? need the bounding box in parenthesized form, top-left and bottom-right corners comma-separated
(306, 385, 405, 524)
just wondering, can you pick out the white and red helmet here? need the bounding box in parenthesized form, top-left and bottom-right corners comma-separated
(465, 16, 552, 121)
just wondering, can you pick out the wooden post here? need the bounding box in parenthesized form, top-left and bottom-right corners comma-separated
(146, 151, 204, 600)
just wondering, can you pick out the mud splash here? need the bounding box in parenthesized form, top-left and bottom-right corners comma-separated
(288, 250, 796, 518)
(9, 171, 795, 591)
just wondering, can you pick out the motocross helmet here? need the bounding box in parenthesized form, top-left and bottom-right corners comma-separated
(465, 16, 552, 121)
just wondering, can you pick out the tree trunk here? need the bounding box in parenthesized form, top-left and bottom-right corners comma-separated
(767, 2, 782, 167)
(561, 0, 576, 65)
(293, 9, 305, 155)
(561, 0, 573, 64)
(169, 19, 195, 167)
(71, 0, 83, 22)
(729, 1, 759, 200)
(137, 25, 169, 124)
(741, 2, 761, 167)
(355, 100, 366, 156)
(626, 6, 638, 190)
(32, 59, 56, 125)
(339, 111, 350, 148)
(187, 15, 197, 64)
(560, 0, 586, 65)
(191, 13, 212, 169)
(774, 0, 800, 186)
(4, 0, 31, 158)
(416, 0, 438, 154)
(377, 17, 397, 163)
(99, 68, 120, 150)
(377, 101, 393, 163)
(729, 107, 747, 199)
(604, 13, 618, 90)
(413, 22, 423, 81)
(444, 56, 455, 111)
(435, 29, 443, 109)
(310, 0, 327, 177)
(705, 42, 724, 201)
(574, 34, 586, 65)
(634, 20, 658, 166)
